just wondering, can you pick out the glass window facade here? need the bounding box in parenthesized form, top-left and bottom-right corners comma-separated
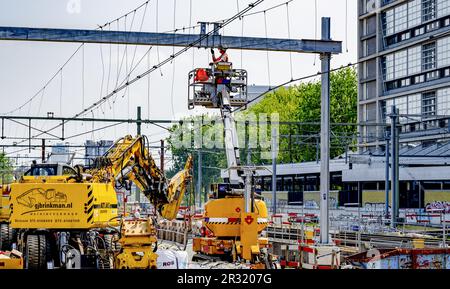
(408, 46, 422, 74)
(383, 9, 395, 35)
(384, 54, 395, 80)
(438, 0, 450, 17)
(409, 94, 422, 115)
(437, 88, 450, 115)
(384, 91, 444, 123)
(422, 0, 437, 22)
(382, 36, 450, 81)
(395, 50, 408, 77)
(366, 16, 377, 35)
(408, 0, 422, 26)
(382, 0, 450, 37)
(395, 4, 408, 32)
(438, 37, 450, 67)
(422, 42, 436, 70)
(422, 91, 437, 115)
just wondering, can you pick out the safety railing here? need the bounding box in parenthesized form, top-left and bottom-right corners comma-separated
(187, 64, 248, 109)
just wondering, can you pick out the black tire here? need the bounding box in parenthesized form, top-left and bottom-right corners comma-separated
(25, 234, 48, 270)
(0, 223, 15, 251)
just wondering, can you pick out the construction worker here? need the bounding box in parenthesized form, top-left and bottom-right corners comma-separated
(211, 45, 229, 64)
(134, 207, 141, 219)
(208, 45, 230, 107)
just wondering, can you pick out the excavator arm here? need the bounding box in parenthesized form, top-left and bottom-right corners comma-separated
(89, 135, 192, 220)
(159, 154, 193, 220)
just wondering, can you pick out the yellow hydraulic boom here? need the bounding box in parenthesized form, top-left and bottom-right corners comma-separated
(89, 134, 193, 221)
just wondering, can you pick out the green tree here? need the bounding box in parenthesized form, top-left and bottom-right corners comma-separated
(245, 67, 357, 163)
(166, 115, 227, 204)
(0, 153, 13, 184)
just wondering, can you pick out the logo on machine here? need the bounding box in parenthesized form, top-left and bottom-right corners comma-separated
(244, 215, 254, 225)
(16, 188, 72, 211)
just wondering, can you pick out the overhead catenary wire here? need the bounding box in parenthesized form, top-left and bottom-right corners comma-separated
(83, 44, 86, 110)
(3, 2, 153, 152)
(3, 0, 291, 119)
(4, 0, 289, 123)
(147, 49, 151, 121)
(232, 61, 359, 113)
(2, 44, 84, 116)
(155, 0, 163, 76)
(12, 0, 264, 147)
(345, 0, 349, 53)
(218, 0, 294, 21)
(8, 119, 60, 140)
(189, 0, 195, 70)
(240, 14, 244, 69)
(286, 2, 293, 80)
(2, 1, 152, 116)
(263, 11, 271, 89)
(314, 0, 318, 66)
(171, 0, 177, 117)
(59, 69, 63, 116)
(65, 122, 123, 140)
(106, 24, 113, 110)
(7, 0, 340, 160)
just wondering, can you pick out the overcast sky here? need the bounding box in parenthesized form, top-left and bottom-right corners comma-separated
(0, 0, 357, 167)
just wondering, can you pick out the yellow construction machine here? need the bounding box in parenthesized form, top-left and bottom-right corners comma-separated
(188, 60, 272, 268)
(3, 135, 192, 269)
(192, 182, 271, 268)
(0, 186, 14, 251)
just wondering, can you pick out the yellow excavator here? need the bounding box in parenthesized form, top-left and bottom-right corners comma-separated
(3, 134, 192, 269)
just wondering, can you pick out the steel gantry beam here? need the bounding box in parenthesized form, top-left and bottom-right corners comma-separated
(0, 26, 342, 54)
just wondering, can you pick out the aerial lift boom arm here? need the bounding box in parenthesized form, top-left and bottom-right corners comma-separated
(221, 90, 242, 185)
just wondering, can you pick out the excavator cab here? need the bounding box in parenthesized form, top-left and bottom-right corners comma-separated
(188, 62, 248, 109)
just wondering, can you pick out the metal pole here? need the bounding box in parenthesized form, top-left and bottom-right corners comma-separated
(390, 106, 399, 228)
(244, 169, 252, 213)
(160, 139, 165, 172)
(135, 107, 142, 204)
(385, 131, 390, 219)
(136, 106, 142, 136)
(316, 136, 319, 164)
(443, 211, 446, 248)
(272, 127, 277, 214)
(320, 17, 331, 244)
(197, 150, 202, 208)
(41, 139, 45, 163)
(246, 121, 251, 165)
(28, 119, 31, 153)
